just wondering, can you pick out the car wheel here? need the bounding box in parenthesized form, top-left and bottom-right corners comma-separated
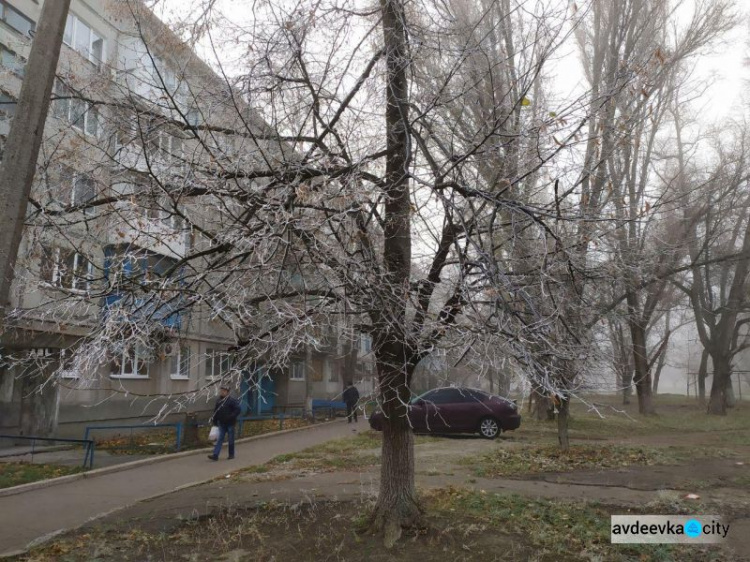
(478, 417, 500, 439)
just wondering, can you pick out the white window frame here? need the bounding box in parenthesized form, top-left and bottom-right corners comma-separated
(53, 82, 99, 137)
(41, 247, 93, 293)
(0, 1, 35, 37)
(326, 359, 337, 383)
(110, 345, 150, 379)
(59, 349, 80, 380)
(169, 345, 191, 380)
(72, 173, 95, 210)
(152, 56, 178, 93)
(63, 13, 105, 66)
(0, 44, 24, 76)
(290, 360, 305, 381)
(204, 348, 231, 380)
(360, 334, 372, 355)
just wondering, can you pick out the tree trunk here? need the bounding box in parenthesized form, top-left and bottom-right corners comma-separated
(557, 395, 570, 451)
(629, 318, 655, 414)
(697, 348, 708, 404)
(370, 367, 422, 547)
(707, 354, 731, 415)
(652, 344, 667, 395)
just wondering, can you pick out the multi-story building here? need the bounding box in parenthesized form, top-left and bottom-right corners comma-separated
(0, 0, 375, 438)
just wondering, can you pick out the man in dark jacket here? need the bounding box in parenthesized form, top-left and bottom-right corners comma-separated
(342, 381, 360, 423)
(208, 385, 241, 461)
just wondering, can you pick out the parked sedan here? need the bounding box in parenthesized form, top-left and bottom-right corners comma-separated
(368, 387, 521, 439)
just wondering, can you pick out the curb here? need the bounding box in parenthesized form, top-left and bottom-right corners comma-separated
(0, 419, 344, 499)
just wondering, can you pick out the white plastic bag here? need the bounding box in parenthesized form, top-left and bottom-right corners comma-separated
(209, 425, 220, 442)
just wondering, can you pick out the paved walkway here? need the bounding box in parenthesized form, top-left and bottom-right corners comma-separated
(0, 420, 356, 557)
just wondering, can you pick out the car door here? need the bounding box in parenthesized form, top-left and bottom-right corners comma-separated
(407, 390, 436, 432)
(409, 389, 448, 433)
(439, 389, 482, 432)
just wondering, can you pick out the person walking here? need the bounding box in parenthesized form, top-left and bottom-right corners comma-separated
(208, 384, 241, 461)
(342, 381, 360, 423)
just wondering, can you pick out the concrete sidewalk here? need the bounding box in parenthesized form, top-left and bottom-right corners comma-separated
(0, 419, 357, 557)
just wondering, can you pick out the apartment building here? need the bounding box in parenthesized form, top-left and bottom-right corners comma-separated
(0, 0, 375, 438)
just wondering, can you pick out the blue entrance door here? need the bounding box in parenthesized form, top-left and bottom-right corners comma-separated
(258, 370, 276, 414)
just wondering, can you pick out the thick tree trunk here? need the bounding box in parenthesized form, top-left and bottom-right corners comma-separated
(707, 354, 731, 415)
(370, 0, 418, 545)
(629, 319, 655, 414)
(697, 348, 708, 404)
(652, 345, 667, 395)
(557, 395, 570, 451)
(370, 366, 422, 547)
(373, 415, 421, 547)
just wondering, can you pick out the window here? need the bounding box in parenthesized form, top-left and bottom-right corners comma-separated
(360, 334, 372, 355)
(110, 345, 150, 378)
(204, 348, 231, 380)
(326, 360, 337, 383)
(53, 81, 99, 136)
(0, 44, 24, 76)
(57, 166, 95, 210)
(152, 56, 178, 92)
(431, 388, 468, 404)
(63, 13, 105, 65)
(58, 349, 80, 379)
(40, 247, 93, 292)
(73, 174, 95, 207)
(290, 360, 305, 381)
(144, 120, 185, 167)
(0, 2, 35, 36)
(0, 91, 15, 135)
(169, 346, 190, 380)
(186, 107, 200, 127)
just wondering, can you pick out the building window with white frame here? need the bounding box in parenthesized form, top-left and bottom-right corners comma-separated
(360, 334, 372, 355)
(53, 81, 99, 136)
(0, 1, 35, 37)
(40, 246, 93, 292)
(0, 90, 15, 135)
(326, 360, 337, 383)
(63, 13, 105, 66)
(204, 348, 231, 380)
(169, 345, 190, 380)
(0, 44, 24, 76)
(110, 345, 150, 379)
(290, 360, 305, 381)
(58, 349, 80, 379)
(56, 165, 95, 211)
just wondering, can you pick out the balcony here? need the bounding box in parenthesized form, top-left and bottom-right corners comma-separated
(103, 293, 182, 330)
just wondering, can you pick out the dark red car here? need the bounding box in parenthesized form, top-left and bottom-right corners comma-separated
(368, 387, 521, 439)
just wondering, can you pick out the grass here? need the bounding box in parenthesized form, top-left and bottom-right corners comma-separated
(462, 444, 690, 478)
(0, 462, 83, 489)
(95, 418, 312, 456)
(262, 430, 382, 473)
(423, 486, 725, 561)
(520, 397, 750, 442)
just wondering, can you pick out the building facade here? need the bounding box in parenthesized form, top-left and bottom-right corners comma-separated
(0, 0, 375, 438)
